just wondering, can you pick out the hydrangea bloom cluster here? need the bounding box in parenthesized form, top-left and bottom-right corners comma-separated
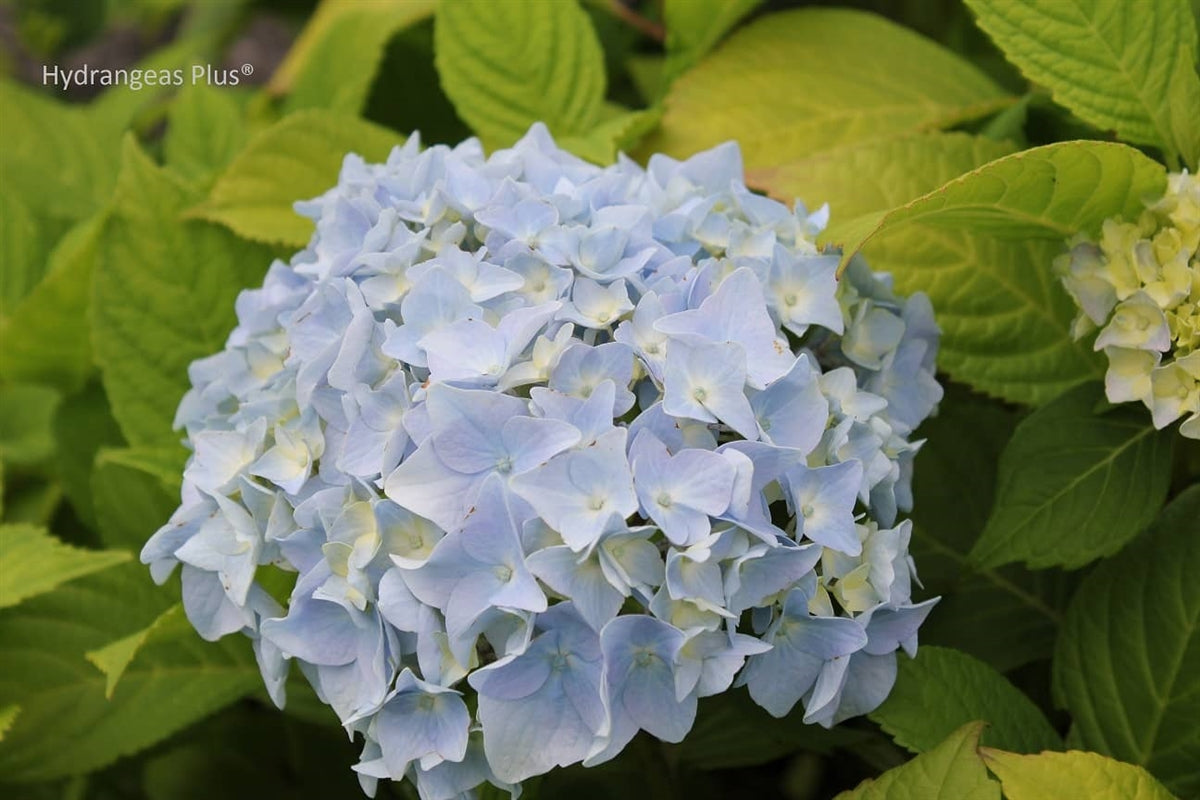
(1056, 171, 1200, 438)
(142, 124, 941, 798)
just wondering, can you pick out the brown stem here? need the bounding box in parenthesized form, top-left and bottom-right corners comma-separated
(608, 0, 666, 42)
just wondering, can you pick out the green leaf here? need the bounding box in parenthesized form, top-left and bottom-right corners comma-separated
(0, 524, 129, 610)
(746, 133, 1016, 238)
(0, 705, 17, 743)
(965, 0, 1200, 168)
(645, 8, 1011, 169)
(1052, 486, 1200, 795)
(93, 137, 276, 447)
(0, 79, 120, 223)
(969, 382, 1174, 570)
(0, 214, 103, 393)
(0, 563, 259, 782)
(271, 0, 435, 115)
(52, 382, 124, 531)
(163, 84, 248, 186)
(980, 748, 1178, 800)
(666, 688, 867, 770)
(434, 0, 606, 147)
(85, 604, 184, 699)
(907, 386, 1075, 671)
(835, 722, 999, 799)
(0, 384, 60, 468)
(841, 141, 1166, 405)
(92, 446, 183, 551)
(871, 647, 1062, 755)
(195, 110, 404, 247)
(662, 0, 761, 82)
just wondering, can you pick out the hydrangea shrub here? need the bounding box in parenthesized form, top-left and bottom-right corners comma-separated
(1057, 171, 1200, 437)
(141, 124, 941, 796)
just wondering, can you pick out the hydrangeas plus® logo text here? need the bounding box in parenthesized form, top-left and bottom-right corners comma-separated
(42, 63, 252, 92)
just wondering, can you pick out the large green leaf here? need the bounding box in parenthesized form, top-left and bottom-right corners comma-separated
(842, 141, 1165, 405)
(645, 8, 1010, 169)
(981, 748, 1177, 800)
(434, 0, 606, 147)
(195, 110, 403, 247)
(1052, 486, 1200, 796)
(93, 138, 276, 447)
(965, 0, 1200, 168)
(908, 386, 1075, 671)
(969, 382, 1174, 570)
(746, 133, 1016, 241)
(274, 0, 435, 115)
(0, 563, 259, 782)
(835, 722, 999, 799)
(0, 214, 102, 393)
(870, 647, 1062, 755)
(0, 524, 129, 610)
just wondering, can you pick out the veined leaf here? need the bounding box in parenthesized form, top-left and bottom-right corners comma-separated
(965, 0, 1200, 168)
(164, 84, 248, 186)
(908, 387, 1075, 671)
(93, 138, 276, 447)
(835, 722, 999, 799)
(870, 647, 1062, 755)
(980, 748, 1177, 800)
(645, 8, 1011, 169)
(840, 141, 1165, 405)
(434, 0, 606, 147)
(0, 563, 259, 782)
(273, 0, 436, 115)
(746, 133, 1017, 239)
(0, 524, 129, 610)
(1052, 486, 1200, 795)
(970, 382, 1173, 570)
(195, 110, 403, 247)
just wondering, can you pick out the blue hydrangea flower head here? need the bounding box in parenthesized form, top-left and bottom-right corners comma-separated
(143, 122, 943, 797)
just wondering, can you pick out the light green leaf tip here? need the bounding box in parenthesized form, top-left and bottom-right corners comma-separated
(980, 748, 1178, 800)
(86, 605, 185, 700)
(835, 722, 999, 799)
(0, 705, 19, 743)
(0, 524, 130, 610)
(194, 109, 404, 247)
